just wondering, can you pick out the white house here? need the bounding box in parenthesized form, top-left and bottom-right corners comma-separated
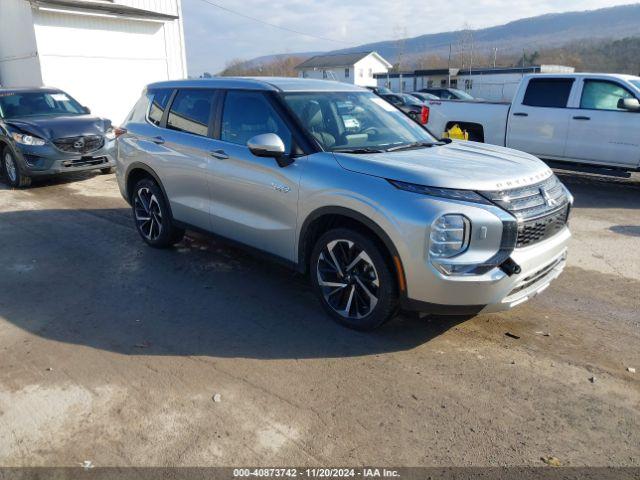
(295, 52, 392, 87)
(0, 0, 187, 123)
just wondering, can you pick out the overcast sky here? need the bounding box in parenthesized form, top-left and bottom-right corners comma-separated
(182, 0, 635, 75)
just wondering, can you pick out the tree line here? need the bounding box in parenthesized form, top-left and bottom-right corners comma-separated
(205, 36, 640, 78)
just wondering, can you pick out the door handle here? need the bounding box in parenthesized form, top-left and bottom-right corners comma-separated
(573, 116, 591, 121)
(209, 149, 229, 160)
(513, 112, 528, 117)
(151, 136, 165, 145)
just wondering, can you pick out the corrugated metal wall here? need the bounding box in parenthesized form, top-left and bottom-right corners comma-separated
(114, 0, 187, 79)
(0, 0, 188, 123)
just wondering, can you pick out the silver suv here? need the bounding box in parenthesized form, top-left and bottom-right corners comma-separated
(116, 78, 572, 330)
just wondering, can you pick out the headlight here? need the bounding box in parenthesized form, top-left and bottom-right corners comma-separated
(389, 180, 492, 204)
(105, 127, 116, 140)
(429, 214, 470, 258)
(12, 132, 46, 146)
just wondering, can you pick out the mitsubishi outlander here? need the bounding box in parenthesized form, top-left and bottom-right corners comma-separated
(115, 78, 572, 330)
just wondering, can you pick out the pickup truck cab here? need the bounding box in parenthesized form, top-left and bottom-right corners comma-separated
(425, 73, 640, 172)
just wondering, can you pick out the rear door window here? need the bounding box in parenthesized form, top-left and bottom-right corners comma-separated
(147, 88, 173, 126)
(166, 89, 215, 137)
(522, 79, 574, 108)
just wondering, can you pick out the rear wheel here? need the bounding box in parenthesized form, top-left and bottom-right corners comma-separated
(131, 178, 184, 248)
(2, 148, 32, 188)
(310, 228, 398, 331)
(100, 166, 115, 175)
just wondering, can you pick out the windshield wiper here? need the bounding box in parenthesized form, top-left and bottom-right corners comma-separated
(332, 147, 385, 154)
(385, 141, 441, 152)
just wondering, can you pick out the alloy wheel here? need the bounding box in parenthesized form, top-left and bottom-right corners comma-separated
(134, 187, 163, 241)
(316, 239, 380, 319)
(4, 153, 17, 183)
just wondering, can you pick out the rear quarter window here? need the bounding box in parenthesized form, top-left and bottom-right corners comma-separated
(522, 79, 574, 108)
(147, 88, 174, 126)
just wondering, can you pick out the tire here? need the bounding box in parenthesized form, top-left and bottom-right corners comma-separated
(310, 228, 399, 331)
(131, 177, 184, 248)
(100, 166, 116, 175)
(2, 147, 32, 188)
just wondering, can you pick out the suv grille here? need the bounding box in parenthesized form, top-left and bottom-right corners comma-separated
(480, 175, 570, 248)
(516, 205, 569, 248)
(53, 135, 104, 154)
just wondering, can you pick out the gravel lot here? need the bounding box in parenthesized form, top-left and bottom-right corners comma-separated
(0, 170, 638, 467)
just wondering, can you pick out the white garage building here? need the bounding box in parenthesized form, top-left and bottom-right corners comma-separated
(0, 0, 187, 124)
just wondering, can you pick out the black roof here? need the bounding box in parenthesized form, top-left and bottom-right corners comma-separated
(30, 0, 178, 20)
(414, 68, 459, 76)
(457, 66, 541, 76)
(296, 52, 375, 69)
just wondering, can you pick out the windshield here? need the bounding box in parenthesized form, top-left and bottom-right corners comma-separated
(282, 91, 436, 152)
(450, 89, 475, 100)
(0, 91, 85, 119)
(401, 94, 424, 106)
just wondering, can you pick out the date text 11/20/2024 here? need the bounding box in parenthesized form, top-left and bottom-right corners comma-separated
(233, 468, 400, 477)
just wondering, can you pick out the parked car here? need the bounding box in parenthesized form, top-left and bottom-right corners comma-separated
(423, 73, 640, 173)
(379, 93, 427, 122)
(116, 78, 572, 330)
(420, 88, 475, 100)
(409, 92, 440, 102)
(0, 87, 116, 187)
(366, 86, 393, 95)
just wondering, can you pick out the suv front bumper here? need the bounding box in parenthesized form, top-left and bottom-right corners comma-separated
(401, 226, 571, 315)
(10, 141, 116, 177)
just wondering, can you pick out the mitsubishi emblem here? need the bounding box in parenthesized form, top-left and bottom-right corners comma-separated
(540, 187, 557, 207)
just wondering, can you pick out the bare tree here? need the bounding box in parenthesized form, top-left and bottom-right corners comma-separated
(392, 25, 408, 71)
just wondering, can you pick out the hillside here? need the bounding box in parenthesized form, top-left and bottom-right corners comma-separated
(224, 3, 640, 74)
(330, 3, 640, 66)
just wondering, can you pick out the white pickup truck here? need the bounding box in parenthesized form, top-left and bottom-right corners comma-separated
(425, 73, 640, 173)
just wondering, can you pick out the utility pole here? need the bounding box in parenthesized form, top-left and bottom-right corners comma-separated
(448, 44, 452, 88)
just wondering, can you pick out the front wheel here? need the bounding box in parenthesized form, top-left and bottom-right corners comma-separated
(2, 148, 32, 188)
(131, 178, 184, 248)
(310, 228, 399, 331)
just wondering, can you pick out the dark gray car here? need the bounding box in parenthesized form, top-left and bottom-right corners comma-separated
(0, 87, 116, 187)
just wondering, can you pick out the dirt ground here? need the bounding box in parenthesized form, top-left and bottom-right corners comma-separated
(0, 170, 638, 467)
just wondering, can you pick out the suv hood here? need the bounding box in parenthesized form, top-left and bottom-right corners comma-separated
(333, 141, 553, 191)
(4, 115, 111, 140)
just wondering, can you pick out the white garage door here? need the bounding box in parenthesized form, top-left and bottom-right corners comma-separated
(34, 10, 170, 124)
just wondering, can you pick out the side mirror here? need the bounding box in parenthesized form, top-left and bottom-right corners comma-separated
(618, 98, 640, 111)
(247, 133, 285, 158)
(83, 106, 91, 114)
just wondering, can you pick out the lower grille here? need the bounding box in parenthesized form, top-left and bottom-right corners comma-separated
(54, 135, 104, 154)
(62, 156, 108, 168)
(507, 255, 565, 298)
(517, 205, 569, 248)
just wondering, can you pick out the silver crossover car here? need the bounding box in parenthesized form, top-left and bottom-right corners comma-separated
(116, 78, 572, 330)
